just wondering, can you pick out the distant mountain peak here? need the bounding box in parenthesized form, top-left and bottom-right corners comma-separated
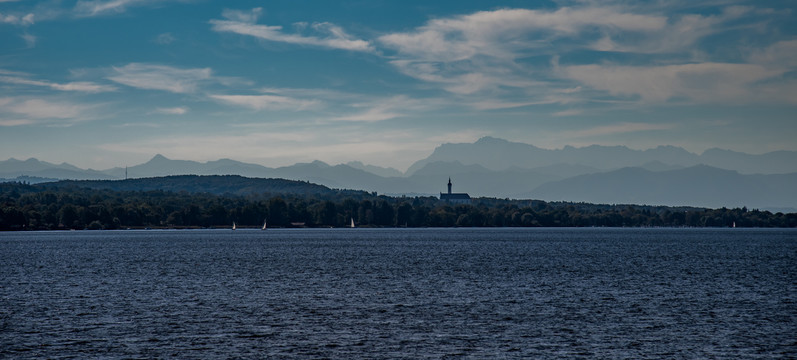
(150, 154, 170, 161)
(475, 136, 507, 144)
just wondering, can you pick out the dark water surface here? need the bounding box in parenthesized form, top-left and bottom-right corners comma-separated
(1, 228, 795, 358)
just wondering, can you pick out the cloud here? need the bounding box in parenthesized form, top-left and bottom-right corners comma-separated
(0, 119, 35, 127)
(381, 7, 665, 62)
(74, 0, 147, 16)
(73, 0, 189, 17)
(377, 7, 669, 97)
(331, 96, 420, 122)
(210, 8, 373, 52)
(552, 109, 584, 117)
(563, 122, 675, 139)
(560, 62, 786, 103)
(210, 94, 318, 111)
(107, 63, 212, 93)
(749, 40, 797, 68)
(20, 33, 36, 47)
(376, 4, 795, 109)
(589, 5, 754, 54)
(1, 98, 94, 120)
(154, 32, 176, 45)
(221, 7, 262, 23)
(152, 106, 189, 115)
(0, 12, 34, 26)
(0, 74, 117, 93)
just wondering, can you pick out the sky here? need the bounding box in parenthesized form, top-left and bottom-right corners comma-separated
(1, 0, 796, 171)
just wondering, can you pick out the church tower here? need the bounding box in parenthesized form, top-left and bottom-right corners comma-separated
(440, 177, 470, 204)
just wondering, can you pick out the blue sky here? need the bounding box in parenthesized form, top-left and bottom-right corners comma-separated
(1, 0, 795, 171)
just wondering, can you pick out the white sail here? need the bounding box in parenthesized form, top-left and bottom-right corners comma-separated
(350, 218, 355, 228)
(262, 219, 267, 230)
(232, 222, 236, 230)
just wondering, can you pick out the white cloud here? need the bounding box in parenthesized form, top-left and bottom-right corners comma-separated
(376, 4, 796, 109)
(560, 62, 785, 103)
(74, 0, 147, 16)
(73, 0, 188, 17)
(210, 8, 373, 52)
(563, 122, 675, 139)
(210, 94, 318, 111)
(2, 98, 93, 119)
(749, 40, 797, 68)
(0, 74, 117, 93)
(0, 119, 35, 127)
(107, 63, 212, 93)
(333, 106, 403, 122)
(381, 7, 665, 62)
(377, 7, 670, 97)
(0, 12, 34, 26)
(20, 32, 36, 47)
(552, 109, 584, 117)
(154, 32, 176, 45)
(590, 6, 755, 54)
(222, 7, 262, 23)
(332, 96, 423, 122)
(152, 106, 189, 115)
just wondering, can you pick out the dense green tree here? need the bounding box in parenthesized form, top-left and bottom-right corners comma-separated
(268, 197, 289, 227)
(0, 180, 794, 230)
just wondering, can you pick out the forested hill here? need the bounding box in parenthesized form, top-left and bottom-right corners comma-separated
(38, 175, 369, 197)
(1, 178, 795, 230)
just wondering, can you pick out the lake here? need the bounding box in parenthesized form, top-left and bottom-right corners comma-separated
(1, 228, 795, 358)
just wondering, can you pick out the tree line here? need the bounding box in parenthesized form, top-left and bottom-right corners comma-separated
(1, 182, 795, 230)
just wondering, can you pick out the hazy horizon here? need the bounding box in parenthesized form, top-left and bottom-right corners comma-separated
(2, 1, 796, 170)
(3, 136, 795, 174)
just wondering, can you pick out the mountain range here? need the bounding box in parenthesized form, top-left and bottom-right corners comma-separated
(2, 137, 795, 211)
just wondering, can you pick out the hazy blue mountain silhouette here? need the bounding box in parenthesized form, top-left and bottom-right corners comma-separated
(526, 165, 797, 210)
(345, 161, 403, 178)
(407, 137, 796, 175)
(405, 161, 560, 197)
(0, 158, 114, 180)
(102, 154, 274, 178)
(2, 138, 796, 210)
(699, 148, 797, 174)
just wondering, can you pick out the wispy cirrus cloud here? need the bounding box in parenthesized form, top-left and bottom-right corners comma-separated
(0, 118, 36, 127)
(107, 63, 212, 93)
(377, 4, 796, 107)
(74, 0, 147, 16)
(378, 7, 667, 95)
(0, 11, 34, 25)
(563, 122, 675, 139)
(0, 72, 117, 93)
(210, 7, 373, 52)
(0, 97, 98, 126)
(73, 0, 189, 17)
(154, 32, 176, 45)
(559, 62, 788, 104)
(332, 96, 422, 122)
(152, 106, 189, 115)
(210, 94, 318, 111)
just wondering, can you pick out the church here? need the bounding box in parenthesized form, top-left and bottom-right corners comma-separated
(439, 178, 471, 204)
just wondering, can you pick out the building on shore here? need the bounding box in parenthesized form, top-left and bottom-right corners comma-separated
(439, 178, 471, 204)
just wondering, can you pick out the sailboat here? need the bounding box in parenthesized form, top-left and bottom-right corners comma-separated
(261, 219, 267, 230)
(232, 222, 237, 230)
(350, 217, 356, 228)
